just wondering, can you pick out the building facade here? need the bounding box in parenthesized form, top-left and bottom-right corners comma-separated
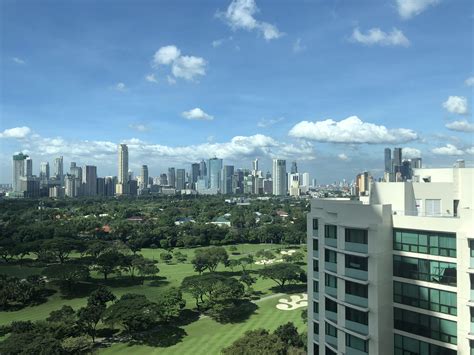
(307, 166, 473, 354)
(272, 159, 287, 196)
(116, 144, 129, 195)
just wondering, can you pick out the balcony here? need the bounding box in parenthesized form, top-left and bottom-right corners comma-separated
(345, 268, 368, 281)
(345, 294, 368, 308)
(345, 320, 369, 336)
(345, 242, 368, 254)
(325, 261, 337, 273)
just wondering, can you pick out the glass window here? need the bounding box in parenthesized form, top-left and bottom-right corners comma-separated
(393, 228, 456, 257)
(314, 261, 319, 273)
(313, 240, 319, 251)
(345, 255, 368, 271)
(393, 255, 457, 286)
(325, 298, 338, 313)
(325, 322, 337, 337)
(314, 281, 319, 293)
(346, 307, 368, 325)
(325, 249, 337, 263)
(346, 334, 368, 353)
(314, 301, 319, 314)
(345, 280, 368, 298)
(345, 228, 368, 244)
(313, 218, 319, 231)
(325, 225, 337, 239)
(325, 274, 337, 288)
(394, 334, 456, 355)
(314, 321, 319, 335)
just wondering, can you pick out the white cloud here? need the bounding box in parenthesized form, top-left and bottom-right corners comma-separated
(465, 76, 474, 86)
(219, 0, 283, 41)
(402, 147, 422, 158)
(293, 38, 306, 53)
(466, 147, 474, 155)
(442, 96, 468, 115)
(445, 120, 474, 132)
(432, 144, 465, 156)
(167, 76, 177, 85)
(212, 39, 225, 47)
(0, 126, 31, 139)
(257, 117, 285, 128)
(182, 108, 214, 121)
(129, 124, 150, 132)
(114, 82, 127, 92)
(152, 45, 206, 82)
(288, 116, 418, 144)
(145, 73, 158, 83)
(396, 0, 439, 19)
(351, 27, 410, 47)
(12, 57, 26, 65)
(338, 153, 349, 161)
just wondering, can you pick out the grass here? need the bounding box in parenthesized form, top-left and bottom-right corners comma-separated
(0, 243, 307, 353)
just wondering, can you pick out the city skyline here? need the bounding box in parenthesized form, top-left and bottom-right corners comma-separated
(1, 0, 473, 184)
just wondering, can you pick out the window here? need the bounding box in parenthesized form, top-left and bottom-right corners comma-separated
(325, 323, 337, 338)
(325, 298, 338, 313)
(470, 240, 474, 257)
(393, 255, 457, 286)
(313, 261, 319, 273)
(425, 199, 441, 216)
(393, 229, 456, 257)
(346, 334, 369, 353)
(325, 274, 337, 288)
(346, 307, 368, 325)
(471, 308, 474, 323)
(394, 307, 457, 345)
(394, 334, 456, 355)
(325, 224, 337, 239)
(314, 321, 319, 335)
(313, 218, 319, 230)
(314, 281, 319, 293)
(345, 228, 368, 244)
(345, 255, 368, 271)
(313, 240, 319, 251)
(325, 250, 337, 263)
(393, 281, 456, 315)
(325, 347, 336, 355)
(346, 281, 368, 298)
(314, 301, 319, 315)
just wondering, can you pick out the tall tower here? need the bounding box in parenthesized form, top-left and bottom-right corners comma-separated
(221, 165, 235, 194)
(208, 157, 223, 191)
(168, 167, 176, 188)
(176, 169, 186, 190)
(25, 158, 33, 177)
(290, 161, 298, 174)
(140, 165, 149, 189)
(83, 165, 97, 196)
(54, 156, 64, 185)
(199, 160, 207, 178)
(40, 162, 50, 180)
(253, 159, 259, 172)
(117, 144, 129, 195)
(272, 159, 287, 196)
(12, 153, 28, 192)
(384, 148, 392, 173)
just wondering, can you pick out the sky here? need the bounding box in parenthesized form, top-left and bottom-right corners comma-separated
(1, 0, 473, 184)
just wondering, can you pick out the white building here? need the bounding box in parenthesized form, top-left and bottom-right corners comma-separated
(307, 166, 473, 355)
(272, 159, 287, 196)
(116, 144, 129, 195)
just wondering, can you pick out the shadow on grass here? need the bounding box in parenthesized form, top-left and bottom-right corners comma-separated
(269, 283, 307, 294)
(131, 325, 187, 347)
(98, 277, 145, 288)
(205, 300, 258, 324)
(171, 309, 200, 326)
(0, 288, 56, 311)
(148, 276, 171, 288)
(59, 281, 100, 299)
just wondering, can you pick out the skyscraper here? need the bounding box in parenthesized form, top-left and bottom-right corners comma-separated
(272, 159, 287, 196)
(117, 144, 129, 195)
(140, 165, 149, 189)
(40, 162, 50, 180)
(54, 156, 64, 185)
(176, 168, 186, 190)
(221, 165, 234, 194)
(384, 148, 392, 173)
(83, 165, 97, 196)
(168, 167, 176, 188)
(12, 153, 28, 192)
(190, 163, 200, 187)
(253, 159, 259, 172)
(208, 158, 223, 191)
(392, 147, 402, 174)
(199, 160, 207, 179)
(25, 158, 33, 177)
(65, 174, 76, 197)
(290, 161, 298, 174)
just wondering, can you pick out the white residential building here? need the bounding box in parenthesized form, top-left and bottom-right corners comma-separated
(307, 166, 473, 355)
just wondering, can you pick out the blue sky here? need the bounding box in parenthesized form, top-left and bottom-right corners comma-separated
(1, 0, 473, 183)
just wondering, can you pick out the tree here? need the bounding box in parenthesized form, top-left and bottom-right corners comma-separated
(227, 259, 241, 272)
(130, 256, 159, 278)
(282, 251, 304, 264)
(191, 247, 229, 273)
(239, 272, 256, 289)
(181, 275, 207, 308)
(258, 263, 303, 290)
(46, 305, 76, 324)
(43, 263, 89, 291)
(256, 249, 275, 260)
(155, 287, 186, 322)
(274, 322, 303, 348)
(103, 293, 159, 334)
(61, 336, 93, 354)
(222, 329, 287, 355)
(42, 238, 82, 264)
(0, 274, 43, 310)
(159, 251, 173, 263)
(95, 251, 126, 280)
(238, 256, 254, 272)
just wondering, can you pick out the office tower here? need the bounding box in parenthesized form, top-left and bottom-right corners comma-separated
(65, 174, 76, 197)
(176, 169, 186, 190)
(96, 177, 105, 196)
(168, 167, 176, 188)
(272, 159, 287, 196)
(129, 180, 138, 196)
(116, 144, 129, 195)
(140, 165, 149, 189)
(401, 160, 412, 181)
(49, 185, 64, 198)
(12, 153, 28, 192)
(208, 158, 223, 191)
(83, 165, 97, 196)
(19, 176, 40, 198)
(307, 165, 473, 355)
(302, 172, 310, 187)
(266, 171, 271, 179)
(384, 148, 392, 173)
(233, 169, 244, 194)
(312, 178, 317, 187)
(411, 157, 422, 169)
(391, 147, 402, 177)
(159, 173, 168, 186)
(199, 160, 207, 179)
(25, 158, 33, 177)
(40, 162, 50, 180)
(221, 165, 234, 194)
(291, 161, 298, 174)
(104, 177, 115, 196)
(289, 173, 300, 196)
(190, 163, 200, 188)
(356, 171, 370, 196)
(263, 179, 273, 194)
(252, 158, 259, 172)
(54, 156, 64, 185)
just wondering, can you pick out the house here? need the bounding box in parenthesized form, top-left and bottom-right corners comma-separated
(175, 217, 196, 226)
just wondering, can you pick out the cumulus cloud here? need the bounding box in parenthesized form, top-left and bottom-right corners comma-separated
(351, 27, 410, 47)
(218, 0, 283, 41)
(396, 0, 439, 19)
(465, 77, 474, 86)
(288, 116, 418, 144)
(114, 82, 127, 92)
(466, 147, 474, 155)
(0, 126, 31, 139)
(402, 147, 422, 158)
(442, 96, 468, 115)
(167, 76, 177, 85)
(432, 144, 464, 156)
(145, 73, 158, 83)
(12, 57, 26, 65)
(182, 108, 214, 121)
(129, 124, 150, 132)
(445, 120, 474, 133)
(152, 45, 206, 82)
(338, 153, 349, 161)
(257, 117, 285, 128)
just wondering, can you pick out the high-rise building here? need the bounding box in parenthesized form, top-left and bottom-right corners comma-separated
(384, 148, 392, 173)
(208, 158, 223, 191)
(272, 159, 287, 196)
(176, 168, 186, 190)
(25, 158, 33, 177)
(83, 165, 97, 196)
(221, 165, 234, 194)
(190, 163, 200, 188)
(105, 176, 116, 196)
(168, 167, 176, 188)
(40, 162, 50, 181)
(307, 165, 473, 355)
(54, 156, 64, 185)
(12, 153, 28, 192)
(96, 177, 105, 196)
(291, 161, 298, 174)
(302, 172, 310, 188)
(159, 173, 168, 186)
(411, 157, 422, 169)
(289, 173, 300, 196)
(65, 174, 76, 197)
(199, 160, 207, 179)
(140, 165, 149, 189)
(116, 144, 129, 195)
